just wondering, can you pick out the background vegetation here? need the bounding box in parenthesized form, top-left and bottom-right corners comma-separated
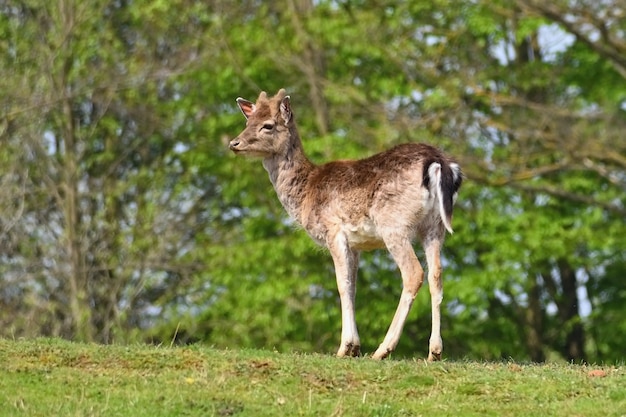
(1, 0, 624, 363)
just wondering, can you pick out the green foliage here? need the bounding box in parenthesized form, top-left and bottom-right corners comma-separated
(1, 0, 625, 364)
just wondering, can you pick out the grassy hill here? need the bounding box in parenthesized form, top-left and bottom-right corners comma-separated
(0, 338, 624, 416)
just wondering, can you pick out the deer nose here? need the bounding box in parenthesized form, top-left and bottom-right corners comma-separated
(229, 138, 240, 150)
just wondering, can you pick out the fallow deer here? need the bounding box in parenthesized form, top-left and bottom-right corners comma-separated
(229, 89, 462, 360)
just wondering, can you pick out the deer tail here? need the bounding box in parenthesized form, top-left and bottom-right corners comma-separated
(427, 161, 462, 234)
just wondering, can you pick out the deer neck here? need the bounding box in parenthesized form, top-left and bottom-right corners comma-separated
(262, 132, 314, 225)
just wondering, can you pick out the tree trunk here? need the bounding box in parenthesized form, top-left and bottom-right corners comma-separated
(559, 260, 586, 362)
(61, 93, 94, 343)
(525, 275, 546, 362)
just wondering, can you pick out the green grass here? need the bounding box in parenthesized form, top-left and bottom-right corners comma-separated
(0, 338, 624, 416)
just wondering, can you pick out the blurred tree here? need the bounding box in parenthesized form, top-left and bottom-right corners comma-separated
(0, 0, 217, 342)
(1, 0, 624, 363)
(178, 0, 625, 362)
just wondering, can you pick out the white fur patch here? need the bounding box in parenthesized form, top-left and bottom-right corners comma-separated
(428, 162, 453, 234)
(343, 218, 384, 251)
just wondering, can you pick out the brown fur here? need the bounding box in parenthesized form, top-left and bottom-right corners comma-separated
(230, 89, 462, 360)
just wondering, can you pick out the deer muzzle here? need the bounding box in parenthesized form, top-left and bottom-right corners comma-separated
(229, 138, 241, 152)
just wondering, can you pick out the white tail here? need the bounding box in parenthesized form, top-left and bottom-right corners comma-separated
(230, 89, 462, 361)
(428, 162, 460, 235)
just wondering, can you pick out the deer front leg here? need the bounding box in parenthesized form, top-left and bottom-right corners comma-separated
(329, 235, 361, 357)
(424, 237, 444, 361)
(373, 238, 424, 360)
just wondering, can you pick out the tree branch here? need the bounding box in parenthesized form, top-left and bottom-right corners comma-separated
(469, 174, 626, 216)
(516, 0, 626, 79)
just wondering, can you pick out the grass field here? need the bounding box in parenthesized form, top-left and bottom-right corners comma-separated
(0, 338, 624, 416)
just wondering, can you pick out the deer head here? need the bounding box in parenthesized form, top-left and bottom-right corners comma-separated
(229, 89, 294, 158)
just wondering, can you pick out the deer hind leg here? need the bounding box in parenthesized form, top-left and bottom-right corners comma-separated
(372, 237, 424, 360)
(424, 236, 444, 361)
(329, 235, 361, 357)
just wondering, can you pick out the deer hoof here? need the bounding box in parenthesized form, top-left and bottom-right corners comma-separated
(372, 347, 392, 360)
(337, 342, 361, 358)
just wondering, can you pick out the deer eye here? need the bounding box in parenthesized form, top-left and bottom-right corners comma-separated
(260, 122, 275, 131)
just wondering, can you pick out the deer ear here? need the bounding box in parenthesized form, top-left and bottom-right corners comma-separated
(279, 96, 292, 125)
(236, 98, 256, 119)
